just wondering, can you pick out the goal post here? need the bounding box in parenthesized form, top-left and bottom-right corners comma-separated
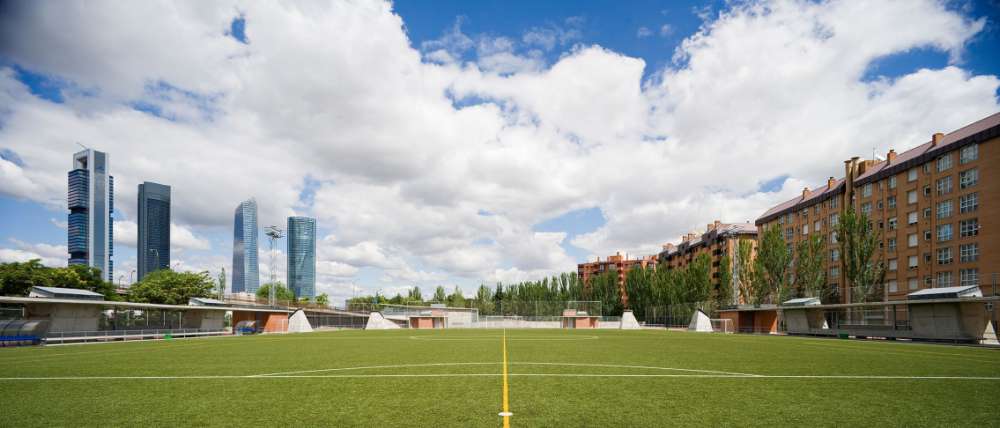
(710, 318, 734, 334)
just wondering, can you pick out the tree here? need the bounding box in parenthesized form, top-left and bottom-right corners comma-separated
(129, 270, 215, 305)
(716, 254, 733, 308)
(794, 234, 827, 299)
(447, 286, 466, 308)
(217, 268, 226, 299)
(407, 286, 423, 303)
(684, 253, 713, 307)
(753, 224, 791, 305)
(432, 286, 447, 303)
(836, 208, 886, 303)
(0, 260, 117, 300)
(734, 239, 755, 305)
(315, 293, 330, 307)
(255, 282, 296, 302)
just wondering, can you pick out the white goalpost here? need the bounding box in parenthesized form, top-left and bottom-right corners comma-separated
(710, 318, 734, 334)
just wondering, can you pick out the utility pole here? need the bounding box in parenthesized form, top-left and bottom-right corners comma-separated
(265, 225, 284, 306)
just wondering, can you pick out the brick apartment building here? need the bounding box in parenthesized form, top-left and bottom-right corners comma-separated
(657, 221, 758, 305)
(756, 112, 1000, 303)
(577, 252, 657, 304)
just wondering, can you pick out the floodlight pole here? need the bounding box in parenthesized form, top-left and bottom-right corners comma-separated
(265, 225, 284, 307)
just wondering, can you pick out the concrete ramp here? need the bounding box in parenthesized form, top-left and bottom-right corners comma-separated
(288, 309, 314, 333)
(620, 310, 641, 329)
(366, 312, 401, 330)
(688, 309, 713, 332)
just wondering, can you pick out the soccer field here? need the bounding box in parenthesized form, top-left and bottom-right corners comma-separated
(1, 329, 999, 427)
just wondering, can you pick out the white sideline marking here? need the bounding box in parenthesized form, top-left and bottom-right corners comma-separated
(251, 362, 500, 377)
(3, 373, 1000, 381)
(409, 335, 599, 341)
(513, 362, 758, 377)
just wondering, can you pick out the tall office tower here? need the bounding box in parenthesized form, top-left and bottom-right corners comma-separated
(137, 182, 171, 281)
(67, 149, 114, 281)
(232, 199, 259, 294)
(286, 216, 316, 299)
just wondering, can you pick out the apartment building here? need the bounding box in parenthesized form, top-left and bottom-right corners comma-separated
(577, 252, 658, 303)
(756, 112, 1000, 302)
(657, 221, 758, 305)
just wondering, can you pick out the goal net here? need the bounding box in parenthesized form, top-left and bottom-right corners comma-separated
(710, 318, 734, 334)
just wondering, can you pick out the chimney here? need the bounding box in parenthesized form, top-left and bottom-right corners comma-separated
(887, 149, 897, 163)
(932, 133, 944, 146)
(802, 187, 811, 200)
(827, 176, 836, 190)
(714, 220, 721, 229)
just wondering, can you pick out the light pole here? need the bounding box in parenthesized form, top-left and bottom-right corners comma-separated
(265, 225, 284, 307)
(128, 269, 136, 285)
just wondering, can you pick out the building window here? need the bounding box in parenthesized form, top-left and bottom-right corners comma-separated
(829, 213, 839, 226)
(887, 217, 897, 230)
(888, 176, 897, 189)
(959, 218, 979, 237)
(960, 144, 978, 164)
(937, 154, 953, 172)
(959, 168, 978, 189)
(831, 198, 839, 209)
(923, 207, 931, 219)
(861, 202, 872, 215)
(814, 220, 821, 232)
(960, 269, 978, 287)
(924, 230, 932, 241)
(830, 267, 839, 278)
(937, 247, 953, 265)
(937, 271, 953, 287)
(785, 228, 794, 240)
(888, 280, 898, 293)
(937, 224, 952, 242)
(862, 183, 872, 197)
(936, 200, 953, 219)
(924, 185, 931, 196)
(908, 233, 917, 247)
(815, 205, 821, 215)
(907, 190, 917, 204)
(960, 243, 979, 263)
(959, 193, 978, 214)
(830, 231, 838, 244)
(908, 168, 918, 182)
(888, 259, 898, 271)
(936, 176, 952, 195)
(908, 278, 918, 291)
(830, 249, 839, 261)
(887, 237, 896, 252)
(907, 211, 917, 225)
(908, 255, 918, 269)
(887, 196, 896, 209)
(802, 224, 809, 235)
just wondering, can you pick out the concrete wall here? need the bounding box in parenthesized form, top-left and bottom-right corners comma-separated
(26, 303, 100, 333)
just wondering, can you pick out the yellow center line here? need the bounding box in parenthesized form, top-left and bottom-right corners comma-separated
(501, 327, 511, 428)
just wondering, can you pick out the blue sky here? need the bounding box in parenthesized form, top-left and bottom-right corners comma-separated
(0, 0, 998, 302)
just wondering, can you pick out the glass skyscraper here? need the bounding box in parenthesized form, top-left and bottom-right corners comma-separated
(232, 198, 259, 294)
(67, 149, 114, 281)
(286, 216, 316, 299)
(137, 182, 170, 281)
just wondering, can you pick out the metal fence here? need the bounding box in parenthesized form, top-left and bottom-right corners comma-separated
(45, 328, 227, 345)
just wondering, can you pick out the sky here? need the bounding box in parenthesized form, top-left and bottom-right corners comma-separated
(0, 0, 998, 304)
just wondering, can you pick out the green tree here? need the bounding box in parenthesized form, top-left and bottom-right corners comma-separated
(734, 239, 755, 304)
(217, 268, 226, 299)
(716, 254, 733, 308)
(836, 208, 886, 303)
(753, 224, 791, 305)
(129, 270, 215, 305)
(684, 253, 713, 307)
(315, 293, 330, 307)
(255, 282, 296, 302)
(794, 234, 827, 299)
(433, 286, 447, 303)
(407, 286, 423, 303)
(447, 286, 466, 308)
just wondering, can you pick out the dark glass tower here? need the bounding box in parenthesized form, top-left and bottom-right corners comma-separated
(137, 182, 171, 281)
(286, 216, 316, 299)
(67, 149, 114, 281)
(232, 199, 259, 294)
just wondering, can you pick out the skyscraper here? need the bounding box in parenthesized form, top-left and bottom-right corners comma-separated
(232, 198, 259, 294)
(67, 149, 114, 281)
(286, 216, 316, 299)
(137, 182, 170, 281)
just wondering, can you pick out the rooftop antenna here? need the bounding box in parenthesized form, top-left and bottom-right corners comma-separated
(264, 225, 284, 306)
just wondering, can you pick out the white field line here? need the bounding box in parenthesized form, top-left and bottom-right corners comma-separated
(3, 373, 1000, 381)
(250, 362, 501, 377)
(512, 362, 758, 377)
(409, 335, 599, 341)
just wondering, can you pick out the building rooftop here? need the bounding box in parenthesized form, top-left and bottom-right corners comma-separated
(28, 286, 105, 300)
(907, 285, 982, 300)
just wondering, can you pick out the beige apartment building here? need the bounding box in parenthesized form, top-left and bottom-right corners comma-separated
(756, 112, 1000, 303)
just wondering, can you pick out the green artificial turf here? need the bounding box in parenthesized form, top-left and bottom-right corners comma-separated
(1, 329, 998, 427)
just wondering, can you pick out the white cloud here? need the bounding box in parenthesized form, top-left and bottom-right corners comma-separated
(637, 27, 653, 38)
(0, 0, 996, 292)
(0, 239, 67, 266)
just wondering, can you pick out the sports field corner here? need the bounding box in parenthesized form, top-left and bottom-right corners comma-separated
(1, 328, 999, 427)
